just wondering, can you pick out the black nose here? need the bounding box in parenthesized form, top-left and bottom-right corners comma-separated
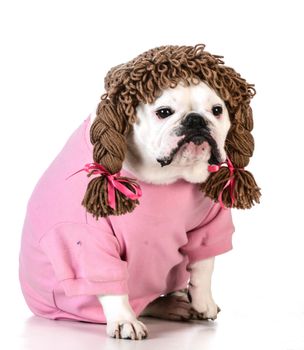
(182, 113, 207, 129)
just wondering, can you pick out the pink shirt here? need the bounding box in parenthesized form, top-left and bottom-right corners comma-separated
(19, 114, 235, 323)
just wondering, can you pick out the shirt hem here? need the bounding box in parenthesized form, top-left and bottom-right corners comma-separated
(187, 237, 233, 266)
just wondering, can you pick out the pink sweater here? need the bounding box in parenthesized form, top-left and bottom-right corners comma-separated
(19, 114, 235, 323)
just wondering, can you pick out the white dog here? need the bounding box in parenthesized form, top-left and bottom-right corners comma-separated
(96, 81, 231, 339)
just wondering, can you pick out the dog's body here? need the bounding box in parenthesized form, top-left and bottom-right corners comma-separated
(19, 82, 234, 339)
(19, 44, 260, 341)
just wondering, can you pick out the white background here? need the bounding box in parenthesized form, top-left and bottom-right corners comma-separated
(1, 0, 304, 349)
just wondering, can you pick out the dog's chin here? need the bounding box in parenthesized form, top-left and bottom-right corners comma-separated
(172, 141, 211, 166)
(157, 135, 222, 168)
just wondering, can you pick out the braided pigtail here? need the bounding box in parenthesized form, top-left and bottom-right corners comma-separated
(81, 96, 140, 219)
(202, 104, 261, 209)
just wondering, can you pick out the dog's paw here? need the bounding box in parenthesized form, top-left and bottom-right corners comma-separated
(140, 294, 193, 321)
(190, 297, 221, 321)
(106, 319, 148, 340)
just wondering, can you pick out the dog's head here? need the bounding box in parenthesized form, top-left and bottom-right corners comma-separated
(85, 44, 261, 219)
(129, 81, 231, 184)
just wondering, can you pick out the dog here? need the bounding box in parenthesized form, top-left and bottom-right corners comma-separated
(19, 44, 260, 340)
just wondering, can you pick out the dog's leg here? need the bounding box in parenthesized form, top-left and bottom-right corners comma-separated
(187, 256, 220, 320)
(98, 294, 148, 340)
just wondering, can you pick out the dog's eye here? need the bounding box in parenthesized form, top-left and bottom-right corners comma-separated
(156, 107, 174, 119)
(212, 105, 223, 117)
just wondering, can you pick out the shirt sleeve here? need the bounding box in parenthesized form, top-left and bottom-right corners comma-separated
(180, 202, 235, 266)
(39, 221, 129, 297)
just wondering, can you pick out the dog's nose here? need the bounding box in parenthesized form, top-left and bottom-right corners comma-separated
(182, 113, 207, 129)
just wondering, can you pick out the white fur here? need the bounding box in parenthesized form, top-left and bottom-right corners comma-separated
(187, 257, 218, 319)
(91, 82, 226, 339)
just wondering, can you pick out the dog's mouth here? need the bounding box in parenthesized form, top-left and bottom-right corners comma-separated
(156, 130, 222, 167)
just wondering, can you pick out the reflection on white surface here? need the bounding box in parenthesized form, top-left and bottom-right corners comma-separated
(21, 316, 216, 350)
(17, 309, 304, 350)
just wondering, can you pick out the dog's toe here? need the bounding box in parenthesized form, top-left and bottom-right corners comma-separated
(190, 304, 221, 321)
(130, 320, 148, 340)
(120, 322, 134, 339)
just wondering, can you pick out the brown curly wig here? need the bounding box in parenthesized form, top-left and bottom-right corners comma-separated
(82, 44, 261, 219)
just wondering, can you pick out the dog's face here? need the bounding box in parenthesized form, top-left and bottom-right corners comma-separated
(124, 81, 231, 184)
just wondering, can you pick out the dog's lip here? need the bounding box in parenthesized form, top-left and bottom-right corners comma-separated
(179, 131, 213, 148)
(183, 133, 207, 145)
(156, 131, 222, 167)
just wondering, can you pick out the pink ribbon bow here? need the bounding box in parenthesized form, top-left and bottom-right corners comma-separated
(208, 158, 242, 209)
(65, 162, 142, 210)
